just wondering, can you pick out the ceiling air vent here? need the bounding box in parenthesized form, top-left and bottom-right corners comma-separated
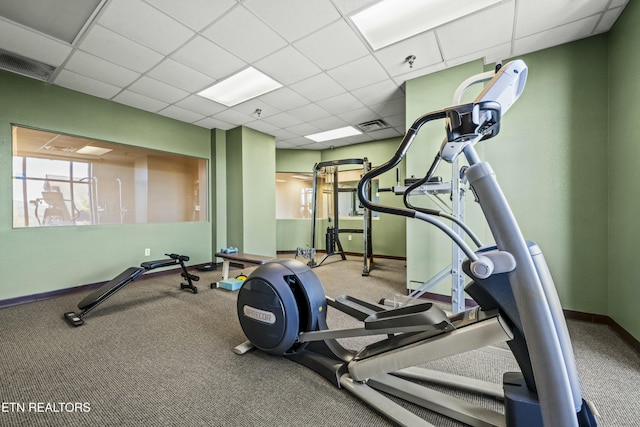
(0, 48, 55, 81)
(357, 119, 390, 133)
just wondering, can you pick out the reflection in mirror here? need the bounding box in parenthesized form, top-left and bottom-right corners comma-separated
(12, 125, 208, 228)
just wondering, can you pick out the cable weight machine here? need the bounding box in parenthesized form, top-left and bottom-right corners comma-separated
(298, 158, 373, 276)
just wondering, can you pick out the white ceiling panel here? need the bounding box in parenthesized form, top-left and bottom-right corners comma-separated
(259, 87, 311, 111)
(202, 6, 287, 63)
(306, 115, 349, 131)
(260, 112, 303, 129)
(290, 73, 346, 102)
(514, 15, 601, 57)
(65, 50, 140, 87)
(147, 59, 214, 93)
(437, 2, 515, 61)
(145, 0, 238, 32)
(338, 106, 380, 124)
(171, 36, 246, 80)
(112, 89, 169, 112)
(127, 75, 189, 103)
(254, 46, 321, 86)
(193, 116, 235, 130)
(98, 0, 195, 55)
(327, 55, 389, 91)
(158, 105, 206, 123)
(516, 0, 609, 38)
(316, 92, 366, 115)
(214, 108, 255, 126)
(331, 0, 379, 16)
(293, 19, 370, 70)
(175, 94, 227, 116)
(79, 25, 163, 73)
(351, 80, 404, 106)
(244, 0, 341, 41)
(0, 0, 630, 150)
(243, 119, 280, 135)
(374, 31, 442, 77)
(0, 18, 72, 66)
(595, 7, 625, 34)
(288, 103, 332, 122)
(54, 69, 121, 99)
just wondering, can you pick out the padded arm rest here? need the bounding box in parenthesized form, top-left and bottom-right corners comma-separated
(141, 259, 178, 270)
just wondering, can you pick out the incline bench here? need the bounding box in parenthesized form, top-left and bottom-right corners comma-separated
(211, 252, 276, 289)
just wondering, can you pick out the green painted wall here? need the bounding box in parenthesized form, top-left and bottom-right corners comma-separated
(405, 38, 610, 314)
(608, 0, 640, 341)
(226, 127, 276, 256)
(0, 70, 212, 301)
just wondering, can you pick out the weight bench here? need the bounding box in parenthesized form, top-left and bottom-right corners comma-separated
(63, 253, 199, 327)
(211, 252, 276, 289)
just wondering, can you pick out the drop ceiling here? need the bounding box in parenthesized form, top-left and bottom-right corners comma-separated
(0, 0, 629, 150)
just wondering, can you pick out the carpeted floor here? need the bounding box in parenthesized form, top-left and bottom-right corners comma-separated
(0, 255, 638, 426)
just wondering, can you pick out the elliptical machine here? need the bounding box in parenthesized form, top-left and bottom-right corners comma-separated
(234, 60, 598, 427)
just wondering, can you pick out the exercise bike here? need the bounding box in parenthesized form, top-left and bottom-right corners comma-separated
(234, 60, 598, 427)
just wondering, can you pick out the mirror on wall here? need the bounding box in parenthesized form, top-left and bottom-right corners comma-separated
(12, 125, 208, 228)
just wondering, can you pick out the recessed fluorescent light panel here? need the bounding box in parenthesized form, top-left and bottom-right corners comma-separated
(197, 67, 282, 107)
(76, 145, 112, 155)
(352, 0, 503, 50)
(305, 126, 362, 143)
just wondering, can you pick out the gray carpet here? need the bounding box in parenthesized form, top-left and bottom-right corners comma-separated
(0, 256, 638, 426)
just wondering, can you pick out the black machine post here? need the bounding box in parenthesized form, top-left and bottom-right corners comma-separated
(63, 253, 199, 327)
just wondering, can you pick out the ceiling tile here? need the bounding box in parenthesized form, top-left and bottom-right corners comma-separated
(514, 15, 601, 57)
(158, 105, 206, 123)
(171, 36, 246, 79)
(287, 103, 331, 122)
(259, 87, 311, 111)
(260, 112, 303, 129)
(437, 2, 515, 61)
(351, 80, 403, 106)
(79, 25, 163, 73)
(326, 55, 389, 91)
(98, 0, 195, 55)
(516, 0, 609, 38)
(286, 122, 322, 136)
(0, 18, 72, 67)
(193, 116, 235, 130)
(65, 50, 140, 87)
(595, 7, 624, 34)
(113, 90, 169, 112)
(338, 106, 379, 124)
(290, 73, 346, 102)
(294, 19, 370, 70)
(0, 0, 101, 44)
(374, 31, 442, 77)
(214, 109, 255, 126)
(202, 6, 287, 63)
(306, 115, 349, 131)
(243, 119, 280, 135)
(128, 76, 189, 103)
(332, 0, 379, 15)
(54, 69, 121, 99)
(145, 0, 238, 32)
(254, 46, 321, 85)
(392, 62, 446, 85)
(369, 96, 404, 117)
(316, 92, 365, 115)
(175, 94, 228, 116)
(147, 59, 214, 92)
(243, 0, 341, 41)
